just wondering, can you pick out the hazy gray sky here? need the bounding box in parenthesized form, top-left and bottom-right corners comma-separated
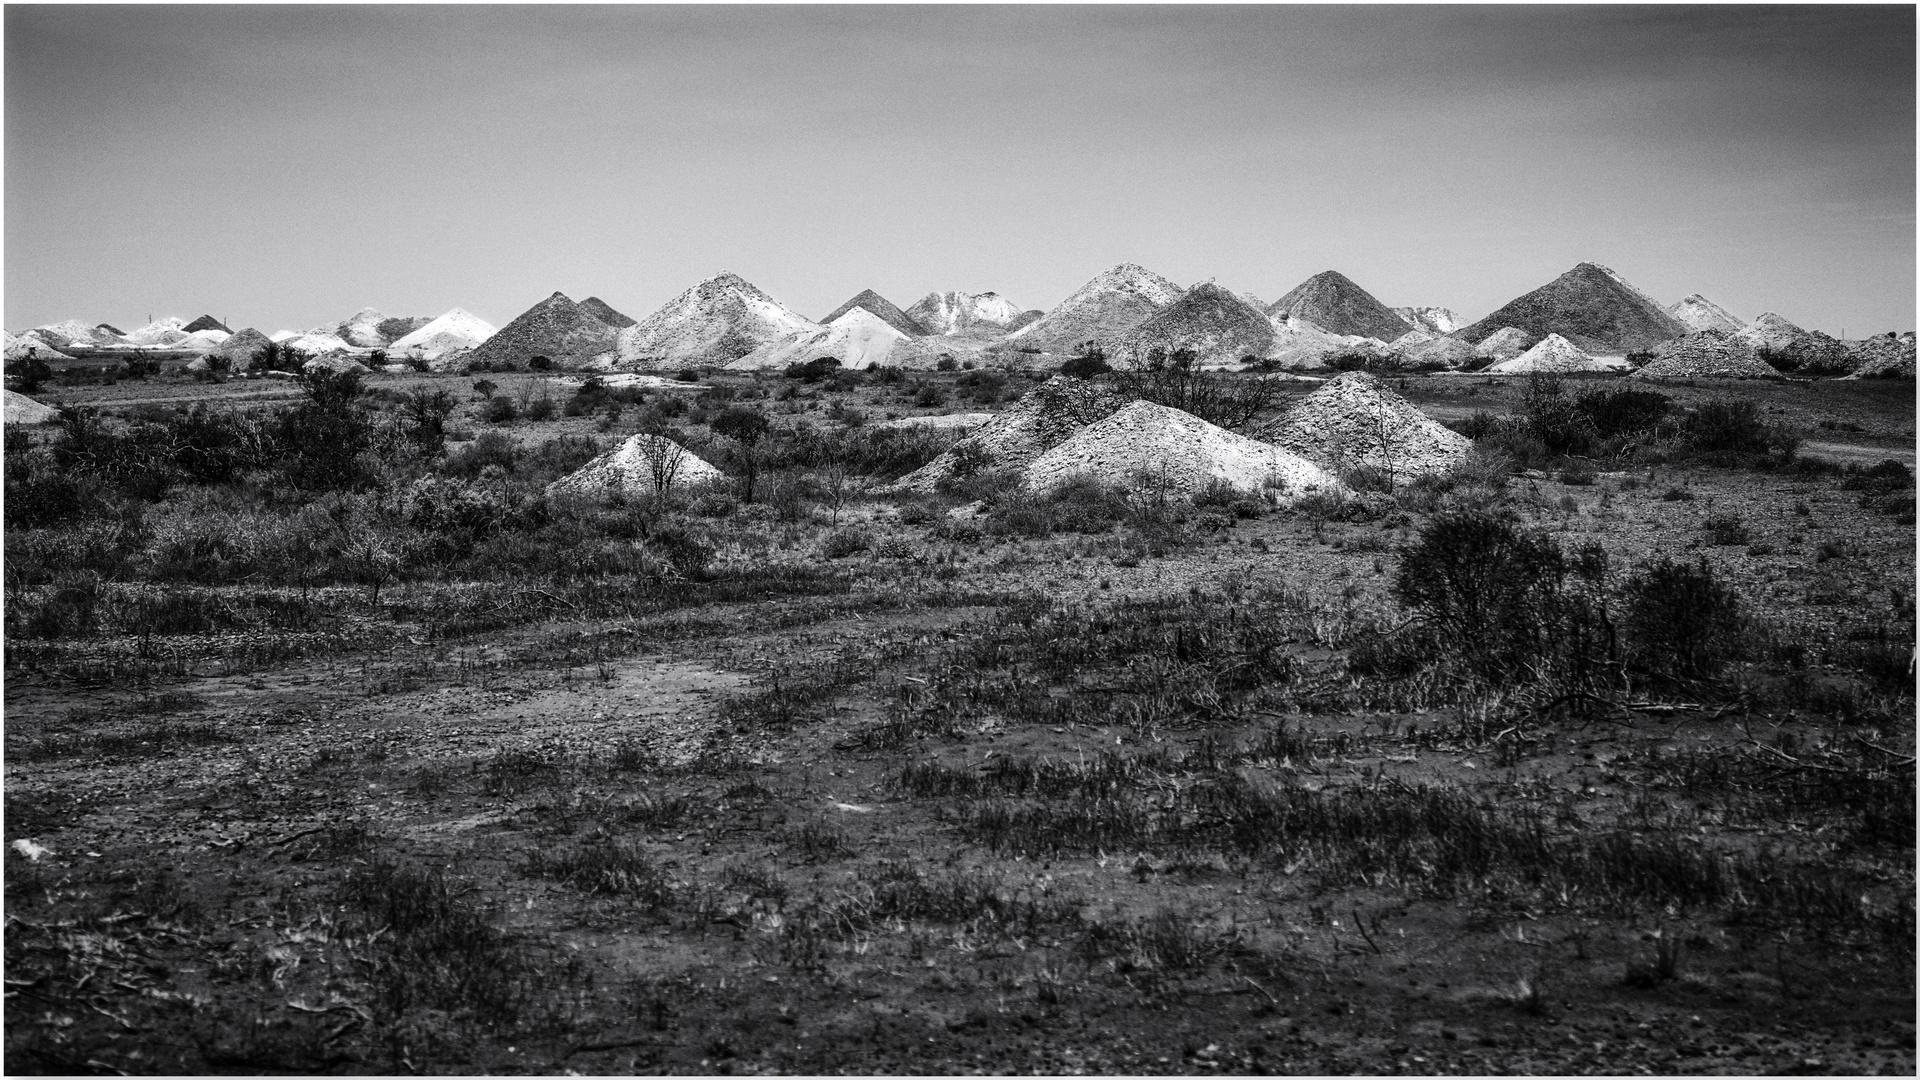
(7, 5, 1913, 335)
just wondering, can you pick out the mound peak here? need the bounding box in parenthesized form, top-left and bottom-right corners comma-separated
(181, 315, 230, 334)
(1393, 306, 1464, 335)
(1487, 333, 1623, 374)
(1112, 282, 1276, 369)
(1007, 263, 1185, 353)
(1268, 271, 1415, 342)
(1262, 371, 1472, 480)
(1668, 294, 1745, 333)
(1022, 400, 1338, 502)
(546, 434, 725, 500)
(903, 291, 1027, 338)
(821, 289, 928, 337)
(1458, 262, 1688, 352)
(730, 307, 915, 371)
(609, 272, 820, 368)
(388, 308, 497, 360)
(465, 292, 621, 370)
(579, 297, 636, 328)
(1633, 330, 1784, 381)
(894, 376, 1128, 492)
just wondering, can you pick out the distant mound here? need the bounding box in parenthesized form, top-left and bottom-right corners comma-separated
(1006, 263, 1185, 354)
(214, 328, 274, 368)
(1393, 306, 1464, 335)
(820, 289, 927, 338)
(171, 329, 233, 355)
(1398, 335, 1476, 370)
(375, 315, 433, 343)
(1457, 262, 1687, 352)
(607, 271, 820, 367)
(1264, 317, 1353, 370)
(1268, 271, 1415, 342)
(389, 308, 497, 361)
(1487, 333, 1624, 375)
(6, 331, 72, 361)
(1842, 333, 1916, 380)
(1632, 331, 1784, 381)
(181, 315, 230, 335)
(4, 389, 61, 425)
(1022, 401, 1337, 502)
(729, 308, 914, 371)
(904, 291, 1027, 338)
(579, 297, 636, 328)
(1261, 371, 1471, 480)
(466, 292, 620, 370)
(546, 435, 724, 500)
(1112, 283, 1276, 369)
(32, 320, 103, 348)
(95, 323, 126, 337)
(282, 332, 353, 356)
(1472, 326, 1536, 363)
(1730, 312, 1806, 351)
(1668, 294, 1745, 333)
(894, 376, 1126, 492)
(313, 308, 392, 348)
(126, 317, 188, 346)
(1731, 313, 1848, 372)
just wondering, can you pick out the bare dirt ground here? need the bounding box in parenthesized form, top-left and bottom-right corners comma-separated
(5, 365, 1913, 1075)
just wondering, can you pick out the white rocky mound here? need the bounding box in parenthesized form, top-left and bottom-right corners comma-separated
(606, 271, 819, 367)
(1731, 312, 1807, 352)
(1262, 371, 1471, 480)
(1488, 333, 1622, 374)
(5, 331, 72, 361)
(281, 332, 354, 356)
(125, 317, 188, 346)
(729, 307, 913, 370)
(389, 308, 497, 360)
(1393, 307, 1465, 335)
(546, 435, 725, 500)
(877, 412, 997, 431)
(904, 291, 1028, 338)
(1023, 401, 1338, 503)
(1841, 333, 1917, 380)
(30, 320, 107, 348)
(1396, 335, 1476, 370)
(894, 376, 1126, 491)
(1263, 316, 1352, 369)
(171, 328, 233, 355)
(317, 307, 394, 348)
(1668, 294, 1745, 333)
(1632, 331, 1784, 381)
(4, 389, 61, 425)
(1006, 263, 1185, 353)
(1472, 327, 1535, 363)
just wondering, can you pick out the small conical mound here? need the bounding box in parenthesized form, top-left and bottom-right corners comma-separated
(1731, 313, 1847, 371)
(1730, 312, 1806, 351)
(281, 331, 353, 356)
(1472, 326, 1536, 362)
(32, 320, 107, 348)
(1261, 371, 1472, 480)
(609, 271, 820, 367)
(1393, 306, 1464, 335)
(388, 308, 497, 360)
(1022, 401, 1338, 502)
(820, 289, 928, 337)
(729, 308, 914, 370)
(171, 329, 233, 355)
(314, 307, 391, 348)
(375, 315, 433, 343)
(126, 317, 188, 346)
(465, 292, 620, 370)
(181, 315, 230, 335)
(4, 389, 61, 425)
(903, 290, 1027, 338)
(1112, 282, 1276, 369)
(214, 328, 274, 368)
(1488, 333, 1622, 374)
(6, 331, 72, 361)
(95, 323, 126, 337)
(1841, 334, 1916, 380)
(1457, 262, 1688, 352)
(1668, 294, 1745, 333)
(1006, 263, 1185, 353)
(1399, 335, 1476, 370)
(893, 376, 1127, 492)
(1631, 330, 1784, 381)
(1269, 271, 1416, 342)
(546, 434, 725, 500)
(579, 296, 636, 328)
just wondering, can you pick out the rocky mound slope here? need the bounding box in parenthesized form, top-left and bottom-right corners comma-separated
(1022, 401, 1337, 501)
(730, 308, 913, 370)
(1261, 371, 1471, 480)
(1005, 263, 1185, 354)
(1471, 326, 1536, 363)
(1457, 262, 1687, 352)
(579, 297, 636, 328)
(6, 331, 73, 361)
(1842, 334, 1916, 380)
(4, 389, 61, 425)
(904, 291, 1029, 338)
(608, 272, 819, 367)
(894, 376, 1126, 491)
(1269, 271, 1415, 342)
(1488, 333, 1621, 374)
(1393, 306, 1464, 335)
(820, 289, 927, 338)
(389, 309, 496, 361)
(1113, 283, 1277, 369)
(547, 435, 724, 499)
(1668, 294, 1745, 333)
(466, 292, 620, 370)
(181, 315, 230, 335)
(213, 328, 274, 367)
(1631, 331, 1784, 381)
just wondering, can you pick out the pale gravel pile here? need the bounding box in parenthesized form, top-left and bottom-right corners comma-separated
(606, 272, 820, 367)
(1397, 335, 1476, 370)
(5, 332, 72, 361)
(893, 376, 1126, 491)
(546, 435, 725, 500)
(1631, 330, 1784, 381)
(1730, 312, 1806, 352)
(1841, 334, 1916, 380)
(819, 289, 927, 338)
(1487, 333, 1622, 374)
(1006, 263, 1185, 353)
(1260, 371, 1472, 479)
(1472, 327, 1535, 362)
(301, 356, 364, 377)
(729, 308, 912, 370)
(213, 328, 274, 367)
(1111, 283, 1277, 369)
(32, 320, 102, 347)
(876, 412, 996, 431)
(314, 308, 391, 348)
(903, 290, 1027, 338)
(1263, 317, 1350, 369)
(170, 329, 232, 354)
(388, 308, 497, 359)
(1393, 306, 1465, 334)
(282, 332, 354, 356)
(4, 389, 61, 425)
(1389, 329, 1436, 348)
(1667, 294, 1745, 333)
(126, 317, 188, 346)
(464, 292, 620, 370)
(1022, 401, 1339, 502)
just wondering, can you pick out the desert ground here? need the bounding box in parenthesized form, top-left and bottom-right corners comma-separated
(4, 357, 1914, 1075)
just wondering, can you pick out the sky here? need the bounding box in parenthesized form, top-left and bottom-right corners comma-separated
(6, 5, 1914, 336)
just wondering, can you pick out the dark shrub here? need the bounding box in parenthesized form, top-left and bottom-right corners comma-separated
(12, 354, 52, 393)
(821, 527, 872, 558)
(1059, 351, 1112, 379)
(483, 395, 519, 424)
(1700, 512, 1750, 546)
(1574, 387, 1670, 440)
(647, 523, 714, 580)
(1619, 558, 1742, 683)
(529, 355, 553, 371)
(935, 355, 959, 372)
(442, 431, 519, 478)
(1452, 410, 1500, 439)
(1680, 398, 1791, 457)
(277, 368, 372, 490)
(1394, 509, 1573, 682)
(785, 357, 841, 383)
